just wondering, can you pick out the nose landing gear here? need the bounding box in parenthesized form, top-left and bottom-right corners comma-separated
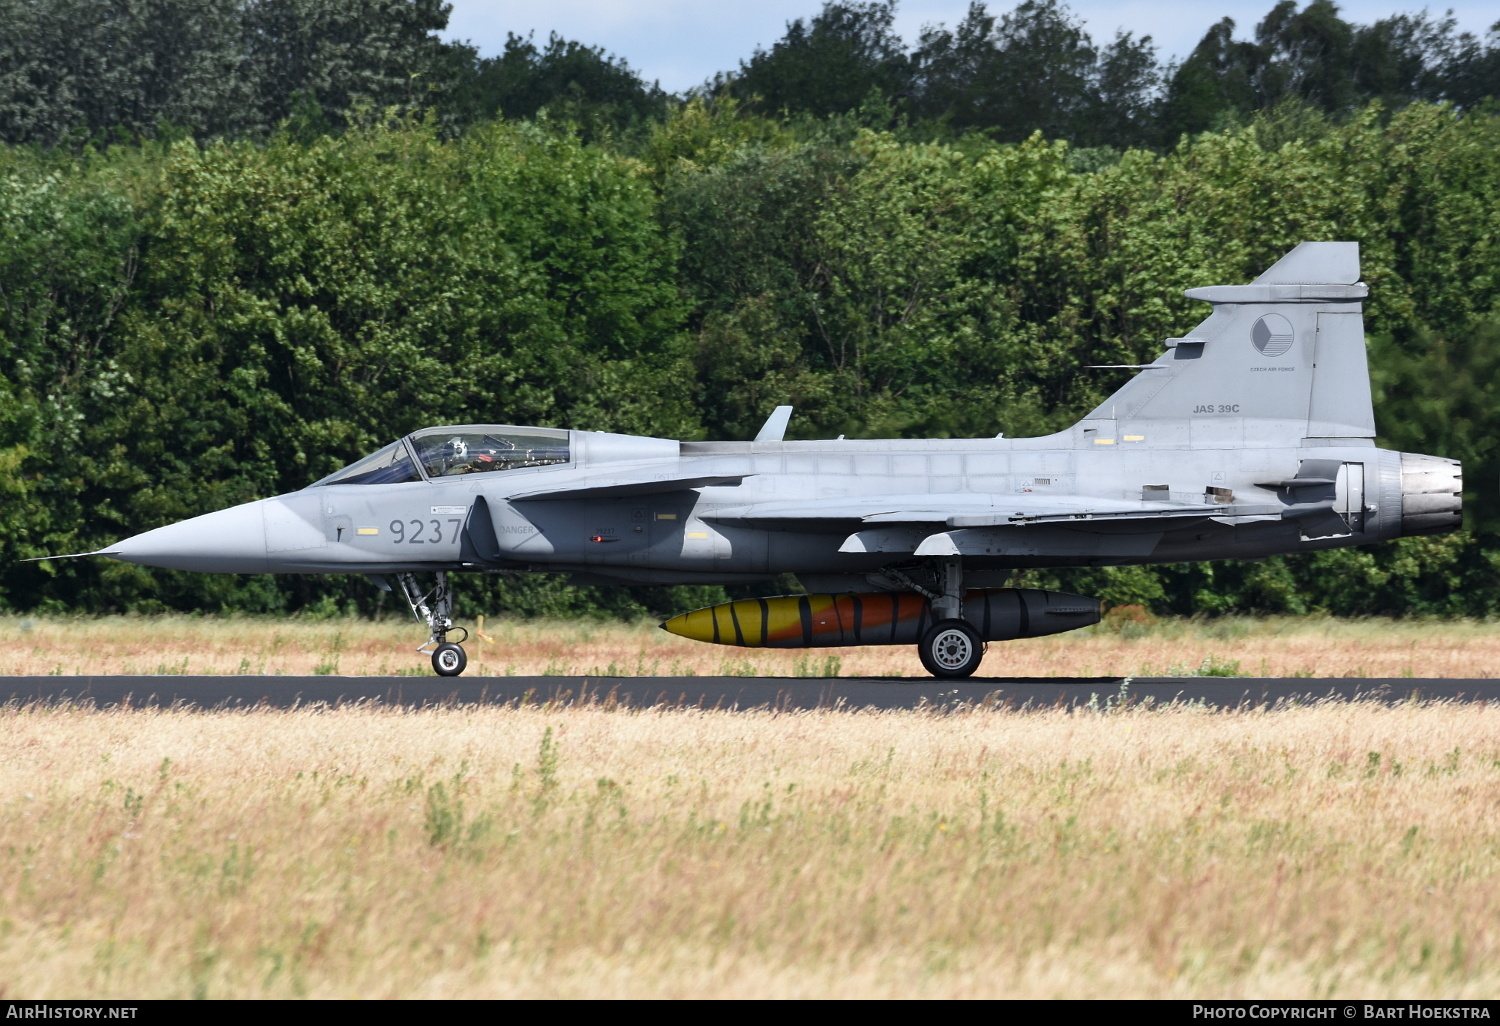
(398, 571, 470, 676)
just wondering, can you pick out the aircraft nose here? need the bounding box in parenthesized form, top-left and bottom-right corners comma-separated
(103, 500, 272, 573)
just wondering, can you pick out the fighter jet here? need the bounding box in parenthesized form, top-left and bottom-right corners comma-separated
(57, 242, 1462, 677)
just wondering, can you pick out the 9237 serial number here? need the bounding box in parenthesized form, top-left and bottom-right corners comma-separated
(389, 518, 462, 544)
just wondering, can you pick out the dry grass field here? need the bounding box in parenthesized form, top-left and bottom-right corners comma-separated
(1, 699, 1498, 998)
(1, 611, 1498, 678)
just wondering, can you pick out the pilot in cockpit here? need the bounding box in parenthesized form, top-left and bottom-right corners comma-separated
(449, 436, 517, 474)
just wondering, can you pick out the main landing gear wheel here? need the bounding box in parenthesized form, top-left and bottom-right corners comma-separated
(918, 619, 985, 679)
(432, 642, 467, 677)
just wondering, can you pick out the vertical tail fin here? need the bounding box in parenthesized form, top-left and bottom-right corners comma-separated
(1084, 242, 1374, 446)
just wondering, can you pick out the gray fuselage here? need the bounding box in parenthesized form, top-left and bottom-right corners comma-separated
(105, 425, 1451, 590)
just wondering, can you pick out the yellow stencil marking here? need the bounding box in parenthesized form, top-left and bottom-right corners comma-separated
(1093, 438, 1116, 445)
(1124, 435, 1145, 441)
(356, 528, 379, 535)
(686, 532, 709, 539)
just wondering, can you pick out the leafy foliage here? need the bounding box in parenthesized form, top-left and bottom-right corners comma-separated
(728, 1, 910, 120)
(911, 1, 1161, 147)
(443, 32, 669, 141)
(0, 0, 457, 147)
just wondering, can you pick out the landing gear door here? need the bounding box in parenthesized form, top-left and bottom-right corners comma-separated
(1337, 462, 1366, 533)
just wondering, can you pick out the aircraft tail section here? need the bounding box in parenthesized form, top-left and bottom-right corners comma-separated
(1082, 242, 1374, 446)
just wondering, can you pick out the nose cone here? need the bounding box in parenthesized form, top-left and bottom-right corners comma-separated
(103, 500, 272, 573)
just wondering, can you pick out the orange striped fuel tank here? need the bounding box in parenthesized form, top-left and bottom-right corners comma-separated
(659, 589, 1100, 648)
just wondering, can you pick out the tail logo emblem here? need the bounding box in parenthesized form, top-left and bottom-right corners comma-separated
(1251, 313, 1295, 357)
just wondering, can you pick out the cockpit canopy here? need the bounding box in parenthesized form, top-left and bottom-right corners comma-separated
(312, 426, 571, 486)
(410, 427, 570, 477)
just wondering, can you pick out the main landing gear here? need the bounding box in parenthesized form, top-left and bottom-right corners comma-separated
(918, 619, 984, 678)
(887, 557, 988, 679)
(398, 571, 469, 676)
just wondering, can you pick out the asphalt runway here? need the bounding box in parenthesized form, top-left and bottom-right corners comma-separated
(1, 675, 1497, 711)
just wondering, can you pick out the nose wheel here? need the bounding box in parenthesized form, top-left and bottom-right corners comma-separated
(432, 642, 468, 677)
(398, 571, 470, 676)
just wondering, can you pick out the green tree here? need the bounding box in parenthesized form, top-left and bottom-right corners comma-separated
(1089, 30, 1162, 148)
(807, 130, 1074, 437)
(1160, 17, 1265, 139)
(1254, 0, 1359, 113)
(242, 0, 456, 130)
(444, 32, 668, 140)
(1351, 10, 1462, 108)
(0, 0, 458, 147)
(1442, 22, 1500, 109)
(912, 1, 1159, 147)
(0, 0, 251, 146)
(728, 1, 911, 119)
(0, 148, 144, 607)
(664, 135, 865, 439)
(1162, 3, 1500, 142)
(914, 0, 1096, 141)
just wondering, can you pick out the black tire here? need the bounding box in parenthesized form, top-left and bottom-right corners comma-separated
(918, 620, 985, 679)
(432, 642, 467, 677)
